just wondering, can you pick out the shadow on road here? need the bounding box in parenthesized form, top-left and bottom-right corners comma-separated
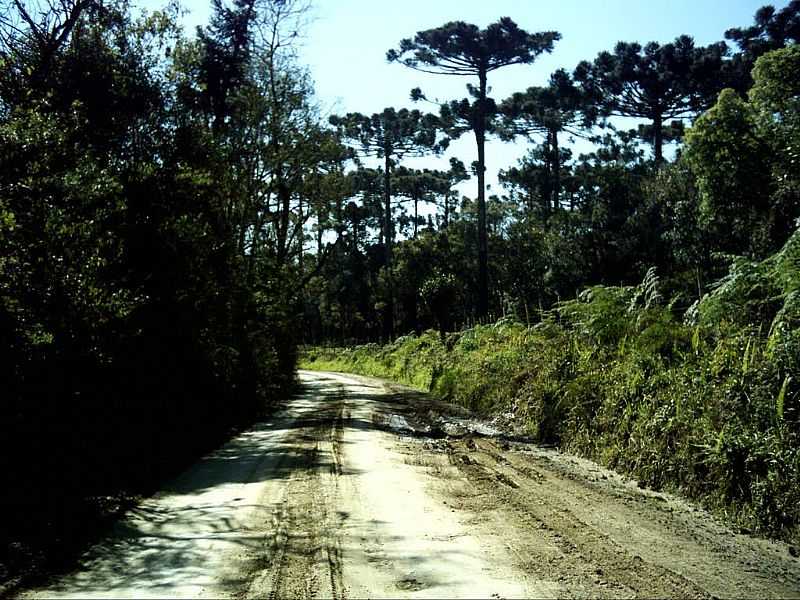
(30, 371, 487, 598)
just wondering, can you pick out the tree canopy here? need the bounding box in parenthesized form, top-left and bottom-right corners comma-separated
(500, 68, 597, 213)
(3, 0, 800, 584)
(329, 107, 444, 337)
(388, 17, 559, 317)
(574, 36, 726, 162)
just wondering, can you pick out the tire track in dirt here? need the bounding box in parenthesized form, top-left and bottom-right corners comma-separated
(293, 372, 534, 598)
(451, 442, 706, 598)
(321, 392, 347, 599)
(21, 371, 798, 599)
(400, 432, 800, 599)
(243, 390, 348, 600)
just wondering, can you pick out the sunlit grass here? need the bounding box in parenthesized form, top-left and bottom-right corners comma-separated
(301, 231, 800, 543)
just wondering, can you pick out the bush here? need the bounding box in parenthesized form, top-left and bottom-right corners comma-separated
(301, 233, 800, 542)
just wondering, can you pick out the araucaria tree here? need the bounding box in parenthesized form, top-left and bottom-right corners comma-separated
(574, 36, 726, 164)
(392, 166, 451, 238)
(500, 68, 596, 216)
(388, 18, 560, 318)
(329, 107, 443, 338)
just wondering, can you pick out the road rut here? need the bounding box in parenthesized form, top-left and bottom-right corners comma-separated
(21, 370, 800, 598)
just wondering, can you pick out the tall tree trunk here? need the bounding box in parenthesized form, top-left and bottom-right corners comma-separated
(542, 133, 552, 222)
(653, 110, 664, 164)
(276, 173, 290, 266)
(551, 127, 560, 212)
(413, 194, 419, 238)
(383, 151, 394, 340)
(297, 194, 304, 272)
(476, 68, 489, 319)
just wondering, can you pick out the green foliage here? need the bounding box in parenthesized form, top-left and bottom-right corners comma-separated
(574, 36, 727, 161)
(301, 331, 445, 391)
(692, 231, 800, 351)
(751, 45, 800, 244)
(684, 89, 773, 255)
(683, 46, 800, 259)
(304, 238, 800, 541)
(310, 36, 799, 348)
(0, 0, 320, 583)
(750, 45, 800, 114)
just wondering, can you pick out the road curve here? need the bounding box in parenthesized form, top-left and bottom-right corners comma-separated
(20, 370, 800, 599)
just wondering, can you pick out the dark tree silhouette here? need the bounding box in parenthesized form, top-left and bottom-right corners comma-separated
(0, 0, 96, 94)
(329, 108, 443, 338)
(500, 68, 597, 214)
(723, 1, 800, 91)
(726, 1, 800, 58)
(388, 17, 560, 318)
(393, 167, 451, 238)
(574, 36, 726, 163)
(197, 0, 257, 132)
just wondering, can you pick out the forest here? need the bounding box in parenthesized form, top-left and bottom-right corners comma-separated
(1, 0, 799, 587)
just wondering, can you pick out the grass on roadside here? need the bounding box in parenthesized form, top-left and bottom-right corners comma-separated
(301, 232, 800, 544)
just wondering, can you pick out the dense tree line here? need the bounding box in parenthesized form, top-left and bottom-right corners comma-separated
(0, 0, 346, 579)
(302, 4, 800, 541)
(1, 0, 798, 584)
(305, 2, 799, 344)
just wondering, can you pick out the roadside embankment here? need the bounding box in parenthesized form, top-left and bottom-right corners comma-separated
(301, 232, 800, 544)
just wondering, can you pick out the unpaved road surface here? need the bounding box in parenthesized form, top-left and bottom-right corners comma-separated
(22, 371, 800, 598)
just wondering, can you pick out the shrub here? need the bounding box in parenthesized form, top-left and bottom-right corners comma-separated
(301, 234, 800, 542)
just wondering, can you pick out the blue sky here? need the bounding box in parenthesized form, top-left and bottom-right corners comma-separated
(140, 0, 791, 200)
(303, 0, 785, 114)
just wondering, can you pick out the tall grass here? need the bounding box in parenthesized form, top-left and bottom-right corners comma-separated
(301, 231, 800, 542)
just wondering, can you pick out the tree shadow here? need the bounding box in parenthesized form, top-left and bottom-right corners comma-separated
(38, 502, 495, 598)
(25, 370, 499, 597)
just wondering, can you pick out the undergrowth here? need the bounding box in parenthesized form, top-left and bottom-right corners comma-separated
(301, 232, 800, 543)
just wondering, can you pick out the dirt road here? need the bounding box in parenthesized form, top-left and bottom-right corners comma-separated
(22, 371, 800, 598)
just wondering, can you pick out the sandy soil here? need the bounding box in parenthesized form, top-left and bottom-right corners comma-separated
(20, 370, 800, 598)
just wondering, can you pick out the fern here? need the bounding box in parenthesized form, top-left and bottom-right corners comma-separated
(768, 290, 800, 352)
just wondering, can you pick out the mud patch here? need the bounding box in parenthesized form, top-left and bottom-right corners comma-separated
(395, 573, 428, 591)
